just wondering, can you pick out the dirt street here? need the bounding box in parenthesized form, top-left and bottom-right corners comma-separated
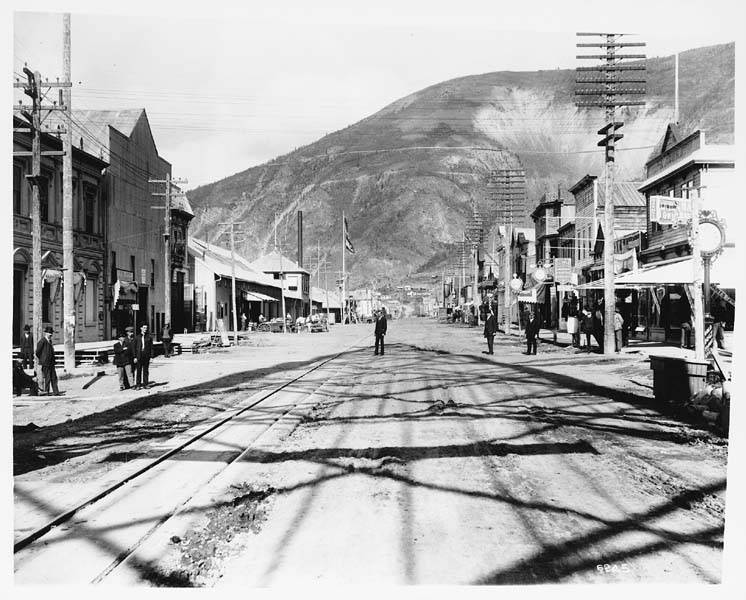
(42, 318, 726, 587)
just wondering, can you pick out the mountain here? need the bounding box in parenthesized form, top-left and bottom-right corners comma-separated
(186, 43, 734, 289)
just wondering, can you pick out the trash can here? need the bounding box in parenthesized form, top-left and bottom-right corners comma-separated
(650, 355, 709, 404)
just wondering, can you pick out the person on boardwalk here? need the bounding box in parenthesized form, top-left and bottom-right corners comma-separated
(241, 312, 247, 331)
(112, 333, 132, 390)
(592, 303, 604, 350)
(123, 326, 137, 385)
(614, 306, 625, 352)
(525, 310, 541, 355)
(35, 325, 60, 395)
(580, 307, 594, 352)
(161, 322, 172, 358)
(135, 324, 154, 389)
(482, 306, 497, 355)
(374, 308, 388, 355)
(20, 324, 34, 370)
(567, 294, 580, 348)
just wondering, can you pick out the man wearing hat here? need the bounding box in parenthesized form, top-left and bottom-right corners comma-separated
(35, 325, 60, 395)
(123, 326, 137, 387)
(20, 324, 34, 370)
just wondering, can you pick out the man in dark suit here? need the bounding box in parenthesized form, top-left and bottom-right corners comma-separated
(134, 324, 154, 389)
(525, 310, 541, 355)
(35, 325, 60, 395)
(112, 333, 132, 390)
(483, 306, 497, 355)
(123, 326, 137, 386)
(20, 324, 34, 369)
(374, 308, 388, 356)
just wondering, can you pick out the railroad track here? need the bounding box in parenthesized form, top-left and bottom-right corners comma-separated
(14, 333, 370, 584)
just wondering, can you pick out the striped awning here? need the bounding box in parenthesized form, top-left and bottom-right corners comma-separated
(517, 283, 546, 304)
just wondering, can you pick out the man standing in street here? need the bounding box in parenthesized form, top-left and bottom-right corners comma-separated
(20, 324, 34, 370)
(482, 306, 496, 355)
(161, 322, 172, 358)
(374, 308, 387, 355)
(35, 325, 60, 395)
(525, 310, 541, 355)
(123, 326, 137, 386)
(135, 323, 154, 389)
(614, 305, 625, 353)
(113, 333, 132, 390)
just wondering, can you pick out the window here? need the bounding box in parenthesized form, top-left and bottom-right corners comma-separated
(84, 187, 96, 233)
(13, 164, 23, 213)
(85, 278, 97, 324)
(42, 283, 51, 323)
(111, 251, 117, 282)
(130, 255, 136, 277)
(39, 175, 49, 222)
(151, 259, 155, 288)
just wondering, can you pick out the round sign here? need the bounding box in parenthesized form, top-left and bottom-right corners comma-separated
(509, 276, 524, 293)
(533, 267, 547, 283)
(699, 218, 725, 257)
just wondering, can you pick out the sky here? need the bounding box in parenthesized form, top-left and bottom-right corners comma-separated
(8, 0, 741, 189)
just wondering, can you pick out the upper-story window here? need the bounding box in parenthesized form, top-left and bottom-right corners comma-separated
(39, 173, 50, 222)
(84, 185, 97, 233)
(13, 164, 23, 214)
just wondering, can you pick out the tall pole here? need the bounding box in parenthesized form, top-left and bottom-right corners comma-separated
(342, 211, 346, 325)
(230, 224, 238, 343)
(275, 213, 287, 333)
(150, 174, 187, 331)
(62, 13, 75, 372)
(31, 72, 43, 375)
(14, 67, 70, 376)
(576, 32, 646, 354)
(691, 192, 705, 360)
(164, 174, 172, 328)
(504, 224, 513, 334)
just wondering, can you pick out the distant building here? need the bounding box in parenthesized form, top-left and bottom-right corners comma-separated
(250, 250, 311, 319)
(187, 237, 282, 331)
(12, 116, 108, 345)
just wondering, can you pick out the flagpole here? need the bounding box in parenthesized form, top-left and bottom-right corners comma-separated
(342, 211, 346, 325)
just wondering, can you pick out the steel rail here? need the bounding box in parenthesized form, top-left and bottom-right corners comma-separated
(14, 332, 371, 554)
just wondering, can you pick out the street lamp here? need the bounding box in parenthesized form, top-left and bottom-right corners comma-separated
(698, 210, 727, 354)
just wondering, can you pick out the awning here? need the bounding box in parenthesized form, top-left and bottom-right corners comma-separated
(113, 279, 138, 306)
(244, 291, 277, 302)
(616, 248, 739, 288)
(575, 247, 740, 290)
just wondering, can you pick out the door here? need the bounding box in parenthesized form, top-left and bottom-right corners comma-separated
(13, 268, 24, 345)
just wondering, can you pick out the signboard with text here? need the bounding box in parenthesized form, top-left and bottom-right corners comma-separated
(554, 258, 572, 284)
(649, 195, 692, 226)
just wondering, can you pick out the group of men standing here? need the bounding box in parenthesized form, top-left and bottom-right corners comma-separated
(113, 324, 154, 390)
(482, 306, 542, 356)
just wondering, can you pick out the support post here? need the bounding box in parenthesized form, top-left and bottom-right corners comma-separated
(62, 13, 75, 372)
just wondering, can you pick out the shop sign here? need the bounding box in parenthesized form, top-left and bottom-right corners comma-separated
(649, 195, 692, 226)
(132, 303, 140, 311)
(554, 258, 572, 284)
(116, 268, 134, 282)
(557, 284, 574, 293)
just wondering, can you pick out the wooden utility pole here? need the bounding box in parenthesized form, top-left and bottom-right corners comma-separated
(150, 174, 187, 331)
(14, 66, 69, 377)
(489, 168, 526, 335)
(274, 213, 288, 333)
(218, 220, 246, 345)
(62, 13, 75, 372)
(576, 32, 646, 353)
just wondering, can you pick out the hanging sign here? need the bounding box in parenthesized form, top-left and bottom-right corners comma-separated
(649, 195, 693, 226)
(554, 258, 572, 284)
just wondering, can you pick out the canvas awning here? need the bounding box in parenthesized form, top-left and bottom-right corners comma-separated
(244, 291, 277, 302)
(615, 248, 739, 288)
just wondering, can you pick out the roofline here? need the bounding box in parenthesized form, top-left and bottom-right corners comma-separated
(569, 174, 597, 194)
(638, 155, 736, 192)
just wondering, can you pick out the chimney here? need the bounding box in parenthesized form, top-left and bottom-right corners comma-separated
(297, 211, 303, 268)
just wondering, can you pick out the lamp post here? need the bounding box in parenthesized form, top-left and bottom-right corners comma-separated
(698, 211, 726, 356)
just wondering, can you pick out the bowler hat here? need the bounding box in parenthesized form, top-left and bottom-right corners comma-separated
(44, 325, 54, 333)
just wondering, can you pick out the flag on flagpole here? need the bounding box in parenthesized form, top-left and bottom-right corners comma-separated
(344, 217, 355, 254)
